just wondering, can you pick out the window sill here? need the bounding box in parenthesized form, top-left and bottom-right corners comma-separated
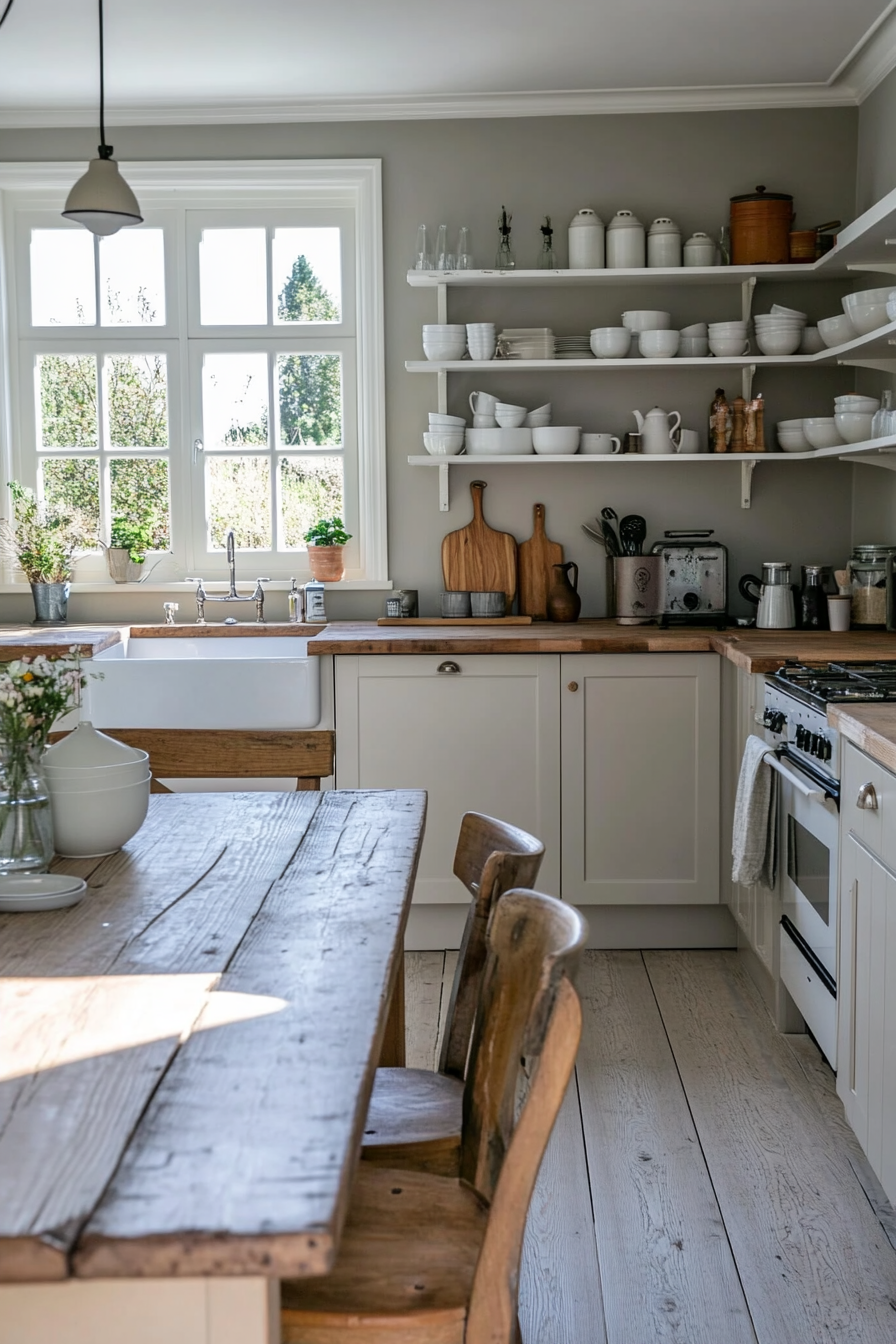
(0, 579, 394, 595)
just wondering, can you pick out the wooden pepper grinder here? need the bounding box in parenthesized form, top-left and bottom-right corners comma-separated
(744, 392, 765, 452)
(710, 388, 730, 453)
(730, 395, 746, 453)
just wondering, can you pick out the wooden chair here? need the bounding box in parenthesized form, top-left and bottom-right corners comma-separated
(361, 812, 544, 1175)
(281, 888, 587, 1344)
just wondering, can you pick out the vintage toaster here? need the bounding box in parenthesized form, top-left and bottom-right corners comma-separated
(649, 530, 728, 627)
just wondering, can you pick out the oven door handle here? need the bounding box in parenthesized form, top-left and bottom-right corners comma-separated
(761, 751, 828, 802)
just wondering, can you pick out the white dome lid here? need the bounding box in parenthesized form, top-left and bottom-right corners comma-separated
(43, 722, 144, 768)
(607, 209, 643, 230)
(649, 217, 680, 235)
(685, 231, 712, 243)
(569, 208, 604, 226)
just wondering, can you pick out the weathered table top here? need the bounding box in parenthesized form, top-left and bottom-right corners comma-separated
(0, 789, 426, 1283)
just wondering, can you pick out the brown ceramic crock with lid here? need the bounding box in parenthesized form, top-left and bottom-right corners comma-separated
(729, 186, 793, 265)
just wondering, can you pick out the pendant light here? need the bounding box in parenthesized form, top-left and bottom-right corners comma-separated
(62, 0, 142, 236)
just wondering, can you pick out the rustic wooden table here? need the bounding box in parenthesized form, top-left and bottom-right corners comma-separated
(0, 788, 426, 1344)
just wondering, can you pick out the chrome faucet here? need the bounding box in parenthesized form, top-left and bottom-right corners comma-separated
(186, 530, 268, 623)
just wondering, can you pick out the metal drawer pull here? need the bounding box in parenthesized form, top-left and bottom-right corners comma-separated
(437, 661, 461, 675)
(856, 782, 879, 811)
(568, 681, 579, 692)
(760, 752, 825, 801)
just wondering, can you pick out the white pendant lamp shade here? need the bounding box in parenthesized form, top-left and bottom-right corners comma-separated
(62, 156, 142, 236)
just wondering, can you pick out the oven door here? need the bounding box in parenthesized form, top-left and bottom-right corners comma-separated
(777, 751, 839, 1066)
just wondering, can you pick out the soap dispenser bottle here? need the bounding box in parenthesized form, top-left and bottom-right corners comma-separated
(287, 577, 303, 622)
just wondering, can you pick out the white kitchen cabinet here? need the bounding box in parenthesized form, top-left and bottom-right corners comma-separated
(837, 743, 896, 1204)
(559, 653, 720, 906)
(334, 654, 561, 903)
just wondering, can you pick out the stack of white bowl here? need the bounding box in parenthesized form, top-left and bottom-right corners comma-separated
(679, 323, 709, 357)
(466, 323, 496, 360)
(42, 722, 150, 857)
(833, 394, 880, 444)
(422, 324, 466, 360)
(753, 305, 805, 355)
(525, 403, 551, 428)
(842, 287, 893, 336)
(776, 418, 811, 452)
(708, 321, 750, 357)
(590, 327, 632, 359)
(424, 411, 465, 456)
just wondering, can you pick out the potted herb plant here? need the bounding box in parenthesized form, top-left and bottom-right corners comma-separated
(105, 515, 155, 584)
(303, 517, 352, 582)
(0, 482, 90, 623)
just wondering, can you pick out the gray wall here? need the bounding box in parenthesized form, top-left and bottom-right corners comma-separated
(0, 107, 867, 624)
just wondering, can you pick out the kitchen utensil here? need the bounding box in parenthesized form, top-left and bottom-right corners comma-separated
(518, 503, 564, 619)
(581, 522, 607, 547)
(546, 562, 581, 622)
(633, 406, 681, 454)
(738, 563, 795, 629)
(729, 186, 793, 265)
(613, 556, 661, 625)
(651, 531, 728, 627)
(441, 479, 518, 609)
(600, 507, 621, 555)
(620, 515, 646, 556)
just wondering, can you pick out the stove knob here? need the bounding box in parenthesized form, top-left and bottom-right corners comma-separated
(809, 733, 819, 756)
(775, 712, 787, 734)
(682, 591, 700, 611)
(821, 738, 832, 762)
(796, 725, 806, 748)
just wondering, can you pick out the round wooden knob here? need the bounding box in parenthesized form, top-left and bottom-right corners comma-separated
(568, 681, 579, 692)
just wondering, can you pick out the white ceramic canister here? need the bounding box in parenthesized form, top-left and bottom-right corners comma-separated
(606, 209, 646, 269)
(647, 217, 682, 268)
(568, 208, 605, 269)
(683, 231, 717, 267)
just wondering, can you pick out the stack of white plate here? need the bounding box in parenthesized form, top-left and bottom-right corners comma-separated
(497, 327, 555, 359)
(554, 335, 593, 360)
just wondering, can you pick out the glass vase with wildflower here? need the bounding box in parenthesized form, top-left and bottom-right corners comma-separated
(0, 652, 87, 874)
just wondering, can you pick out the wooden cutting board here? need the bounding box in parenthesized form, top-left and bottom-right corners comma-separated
(441, 480, 518, 609)
(518, 503, 564, 619)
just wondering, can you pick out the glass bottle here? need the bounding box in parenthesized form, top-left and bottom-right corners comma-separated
(435, 223, 454, 271)
(718, 224, 731, 266)
(871, 388, 893, 438)
(798, 565, 828, 630)
(537, 216, 556, 269)
(0, 741, 53, 875)
(456, 226, 474, 270)
(413, 224, 432, 271)
(495, 205, 516, 270)
(849, 544, 896, 627)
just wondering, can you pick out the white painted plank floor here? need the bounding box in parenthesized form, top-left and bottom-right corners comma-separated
(404, 948, 896, 1344)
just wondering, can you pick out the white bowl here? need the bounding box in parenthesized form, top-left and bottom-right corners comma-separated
(753, 317, 804, 329)
(464, 427, 533, 456)
(755, 330, 802, 355)
(776, 418, 806, 430)
(423, 341, 466, 361)
(679, 336, 709, 358)
(423, 431, 465, 456)
(842, 287, 894, 335)
(428, 413, 466, 428)
(639, 329, 680, 358)
(49, 776, 151, 857)
(423, 324, 466, 335)
(532, 426, 581, 454)
(679, 322, 707, 336)
(834, 395, 879, 413)
(708, 320, 748, 331)
(771, 304, 808, 319)
(799, 327, 825, 354)
(817, 313, 858, 348)
(590, 327, 632, 358)
(621, 310, 671, 332)
(887, 297, 896, 323)
(776, 423, 811, 451)
(494, 402, 527, 428)
(834, 411, 875, 444)
(802, 417, 844, 449)
(709, 338, 750, 357)
(525, 413, 551, 428)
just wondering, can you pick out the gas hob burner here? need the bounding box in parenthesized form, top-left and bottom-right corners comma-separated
(769, 660, 896, 708)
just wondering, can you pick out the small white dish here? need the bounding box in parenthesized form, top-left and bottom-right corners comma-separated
(770, 304, 807, 319)
(0, 873, 88, 912)
(532, 426, 581, 454)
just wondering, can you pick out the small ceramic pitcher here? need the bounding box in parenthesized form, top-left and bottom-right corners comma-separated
(547, 562, 581, 623)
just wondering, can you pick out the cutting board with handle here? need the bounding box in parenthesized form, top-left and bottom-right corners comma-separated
(441, 480, 518, 609)
(517, 503, 564, 619)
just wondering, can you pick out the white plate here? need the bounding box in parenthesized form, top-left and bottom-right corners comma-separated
(0, 873, 88, 912)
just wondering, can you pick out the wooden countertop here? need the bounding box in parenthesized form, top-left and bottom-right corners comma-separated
(128, 622, 322, 638)
(828, 703, 896, 774)
(709, 628, 896, 673)
(0, 626, 123, 660)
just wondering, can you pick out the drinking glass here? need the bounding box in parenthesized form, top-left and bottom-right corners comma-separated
(413, 224, 432, 271)
(456, 227, 474, 270)
(435, 224, 455, 271)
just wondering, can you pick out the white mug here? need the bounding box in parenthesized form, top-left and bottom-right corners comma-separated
(469, 390, 498, 416)
(581, 432, 622, 456)
(675, 428, 701, 453)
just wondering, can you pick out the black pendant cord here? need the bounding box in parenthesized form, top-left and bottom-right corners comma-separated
(0, 0, 17, 32)
(98, 0, 113, 159)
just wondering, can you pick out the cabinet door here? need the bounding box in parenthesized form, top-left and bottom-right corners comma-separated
(560, 653, 720, 905)
(335, 654, 560, 903)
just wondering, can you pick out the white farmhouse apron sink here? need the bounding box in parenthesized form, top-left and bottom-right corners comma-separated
(84, 637, 321, 730)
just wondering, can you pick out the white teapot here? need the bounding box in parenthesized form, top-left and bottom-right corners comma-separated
(633, 406, 682, 455)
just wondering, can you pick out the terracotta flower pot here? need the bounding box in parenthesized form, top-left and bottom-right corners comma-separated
(307, 544, 345, 582)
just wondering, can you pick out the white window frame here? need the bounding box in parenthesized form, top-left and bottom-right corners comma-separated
(0, 159, 387, 592)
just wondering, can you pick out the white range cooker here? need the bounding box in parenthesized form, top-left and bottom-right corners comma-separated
(760, 661, 896, 1067)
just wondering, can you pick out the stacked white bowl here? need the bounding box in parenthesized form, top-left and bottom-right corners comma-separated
(495, 401, 527, 428)
(42, 722, 150, 857)
(842, 287, 893, 336)
(425, 411, 465, 456)
(802, 416, 843, 450)
(679, 322, 709, 357)
(753, 306, 805, 356)
(422, 324, 467, 360)
(466, 323, 496, 360)
(639, 329, 680, 358)
(776, 418, 812, 452)
(590, 327, 632, 359)
(833, 394, 880, 444)
(525, 403, 552, 428)
(708, 321, 750, 357)
(817, 312, 858, 348)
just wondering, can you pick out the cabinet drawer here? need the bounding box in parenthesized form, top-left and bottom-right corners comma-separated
(843, 743, 896, 871)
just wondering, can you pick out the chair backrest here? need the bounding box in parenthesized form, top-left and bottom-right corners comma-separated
(459, 889, 586, 1343)
(439, 813, 545, 1079)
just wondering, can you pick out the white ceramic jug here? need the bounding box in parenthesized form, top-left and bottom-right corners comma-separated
(633, 406, 682, 455)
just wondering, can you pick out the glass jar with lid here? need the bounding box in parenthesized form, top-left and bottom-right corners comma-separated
(849, 543, 896, 627)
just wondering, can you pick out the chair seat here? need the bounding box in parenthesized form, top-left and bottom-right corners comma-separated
(281, 1163, 488, 1342)
(361, 1069, 464, 1175)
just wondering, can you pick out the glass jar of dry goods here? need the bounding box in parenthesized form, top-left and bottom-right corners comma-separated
(849, 544, 896, 627)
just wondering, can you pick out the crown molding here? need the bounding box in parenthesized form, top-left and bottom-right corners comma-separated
(829, 0, 896, 101)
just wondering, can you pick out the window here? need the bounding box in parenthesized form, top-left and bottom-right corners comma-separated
(0, 161, 385, 587)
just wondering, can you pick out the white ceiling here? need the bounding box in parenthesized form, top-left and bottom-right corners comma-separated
(0, 0, 895, 125)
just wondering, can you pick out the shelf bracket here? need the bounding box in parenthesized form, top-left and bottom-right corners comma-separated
(741, 362, 756, 400)
(437, 369, 448, 415)
(741, 276, 757, 322)
(741, 459, 757, 509)
(438, 462, 450, 511)
(437, 282, 448, 325)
